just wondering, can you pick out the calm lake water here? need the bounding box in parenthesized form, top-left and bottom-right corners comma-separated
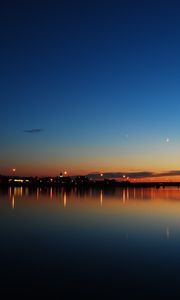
(1, 186, 180, 298)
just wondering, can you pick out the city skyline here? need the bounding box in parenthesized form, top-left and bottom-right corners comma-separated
(2, 168, 180, 183)
(1, 0, 180, 179)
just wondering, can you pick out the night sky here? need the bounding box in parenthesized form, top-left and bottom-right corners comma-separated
(1, 0, 180, 177)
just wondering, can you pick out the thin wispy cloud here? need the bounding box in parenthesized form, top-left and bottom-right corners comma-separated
(88, 171, 180, 179)
(24, 129, 44, 134)
(88, 172, 154, 179)
(157, 171, 180, 177)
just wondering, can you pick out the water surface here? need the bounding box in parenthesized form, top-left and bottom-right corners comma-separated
(1, 186, 180, 298)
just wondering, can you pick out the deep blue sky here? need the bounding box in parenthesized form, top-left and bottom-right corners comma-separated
(1, 0, 180, 176)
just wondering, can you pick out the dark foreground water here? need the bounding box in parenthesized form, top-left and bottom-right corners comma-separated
(1, 186, 180, 298)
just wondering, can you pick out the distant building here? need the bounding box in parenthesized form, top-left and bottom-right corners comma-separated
(0, 176, 9, 184)
(104, 179, 116, 185)
(57, 176, 72, 185)
(75, 176, 89, 185)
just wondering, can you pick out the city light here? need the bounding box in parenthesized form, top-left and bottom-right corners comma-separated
(14, 179, 24, 183)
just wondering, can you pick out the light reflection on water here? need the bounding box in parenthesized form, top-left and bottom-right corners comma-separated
(2, 186, 180, 243)
(1, 186, 180, 297)
(5, 185, 180, 205)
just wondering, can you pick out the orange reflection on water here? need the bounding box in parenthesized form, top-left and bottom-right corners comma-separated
(50, 187, 53, 200)
(4, 186, 180, 246)
(12, 195, 15, 209)
(100, 190, 103, 206)
(8, 187, 22, 209)
(5, 186, 180, 220)
(63, 191, 67, 207)
(36, 188, 39, 199)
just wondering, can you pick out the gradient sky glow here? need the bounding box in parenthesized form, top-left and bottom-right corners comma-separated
(1, 0, 180, 177)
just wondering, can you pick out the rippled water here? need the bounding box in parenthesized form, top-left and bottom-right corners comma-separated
(1, 186, 180, 298)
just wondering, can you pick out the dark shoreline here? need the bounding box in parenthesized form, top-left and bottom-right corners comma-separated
(1, 174, 180, 188)
(1, 181, 180, 189)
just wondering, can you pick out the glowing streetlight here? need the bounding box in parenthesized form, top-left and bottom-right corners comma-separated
(12, 168, 16, 177)
(64, 171, 67, 176)
(100, 173, 103, 177)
